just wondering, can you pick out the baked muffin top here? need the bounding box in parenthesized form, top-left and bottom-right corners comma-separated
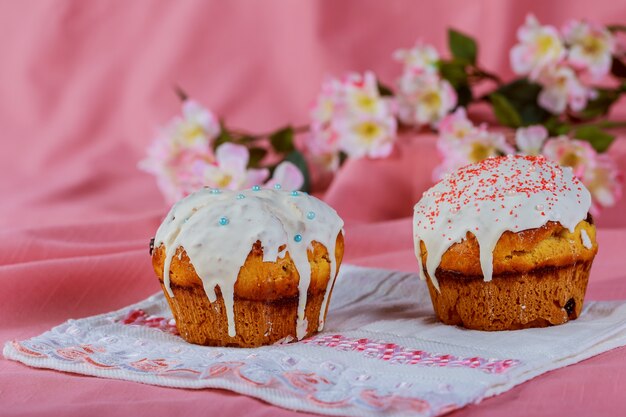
(153, 186, 344, 338)
(413, 155, 592, 289)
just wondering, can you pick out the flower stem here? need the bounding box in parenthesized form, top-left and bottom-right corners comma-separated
(607, 24, 626, 33)
(470, 66, 503, 86)
(229, 125, 310, 140)
(173, 85, 188, 102)
(292, 125, 311, 135)
(572, 120, 626, 130)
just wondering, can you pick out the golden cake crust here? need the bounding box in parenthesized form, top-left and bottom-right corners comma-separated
(152, 233, 344, 301)
(151, 233, 344, 347)
(161, 283, 332, 347)
(418, 219, 597, 331)
(418, 219, 597, 277)
(426, 261, 591, 330)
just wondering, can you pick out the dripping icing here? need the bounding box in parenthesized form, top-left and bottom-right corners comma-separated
(581, 229, 592, 249)
(413, 155, 592, 289)
(154, 187, 344, 340)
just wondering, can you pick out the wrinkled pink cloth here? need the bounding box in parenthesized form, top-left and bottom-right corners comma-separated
(2, 1, 626, 416)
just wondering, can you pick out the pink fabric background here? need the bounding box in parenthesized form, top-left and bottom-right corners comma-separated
(2, 1, 626, 415)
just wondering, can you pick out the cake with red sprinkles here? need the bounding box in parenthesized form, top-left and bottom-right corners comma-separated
(413, 155, 598, 330)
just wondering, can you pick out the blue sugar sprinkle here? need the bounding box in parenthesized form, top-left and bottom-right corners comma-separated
(306, 211, 316, 220)
(219, 217, 229, 226)
(252, 185, 261, 191)
(236, 194, 246, 200)
(294, 234, 303, 243)
(274, 183, 282, 190)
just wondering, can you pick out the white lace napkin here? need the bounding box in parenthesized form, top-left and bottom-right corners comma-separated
(5, 265, 626, 417)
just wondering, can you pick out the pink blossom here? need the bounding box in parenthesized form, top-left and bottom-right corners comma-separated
(310, 78, 344, 127)
(344, 72, 389, 118)
(515, 125, 548, 155)
(307, 127, 341, 172)
(169, 100, 221, 151)
(435, 121, 622, 214)
(309, 72, 397, 166)
(394, 41, 455, 127)
(139, 138, 213, 203)
(543, 136, 621, 214)
(172, 150, 215, 199)
(193, 143, 269, 191)
(438, 107, 477, 144)
(432, 150, 469, 182)
(393, 41, 440, 75)
(563, 20, 615, 80)
(457, 129, 515, 163)
(434, 128, 514, 180)
(537, 65, 593, 114)
(336, 116, 397, 159)
(265, 161, 305, 191)
(396, 73, 457, 127)
(541, 136, 597, 178)
(615, 32, 626, 56)
(582, 154, 622, 215)
(139, 100, 221, 202)
(510, 14, 566, 79)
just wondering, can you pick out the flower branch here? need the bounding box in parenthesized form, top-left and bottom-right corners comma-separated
(141, 14, 624, 213)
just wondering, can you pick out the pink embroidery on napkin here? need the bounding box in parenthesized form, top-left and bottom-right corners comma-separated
(117, 311, 519, 374)
(302, 334, 519, 374)
(120, 309, 179, 335)
(9, 341, 46, 358)
(12, 336, 439, 413)
(8, 338, 458, 414)
(55, 345, 117, 368)
(359, 389, 431, 413)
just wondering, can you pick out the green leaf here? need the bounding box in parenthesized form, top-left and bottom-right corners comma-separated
(284, 150, 311, 192)
(438, 59, 472, 107)
(573, 126, 615, 152)
(577, 88, 619, 120)
(455, 85, 473, 107)
(556, 125, 571, 135)
(438, 60, 468, 88)
(490, 93, 522, 127)
(247, 147, 267, 168)
(493, 79, 551, 126)
(448, 29, 477, 65)
(611, 57, 626, 79)
(237, 135, 256, 144)
(269, 126, 295, 153)
(377, 81, 394, 97)
(544, 118, 571, 136)
(213, 127, 232, 150)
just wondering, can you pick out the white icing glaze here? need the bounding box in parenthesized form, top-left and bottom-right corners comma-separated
(154, 187, 344, 340)
(413, 155, 591, 289)
(581, 229, 592, 249)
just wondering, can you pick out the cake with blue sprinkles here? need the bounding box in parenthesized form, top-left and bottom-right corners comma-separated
(151, 185, 344, 347)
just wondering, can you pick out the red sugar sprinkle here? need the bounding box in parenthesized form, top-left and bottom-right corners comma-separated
(415, 156, 577, 232)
